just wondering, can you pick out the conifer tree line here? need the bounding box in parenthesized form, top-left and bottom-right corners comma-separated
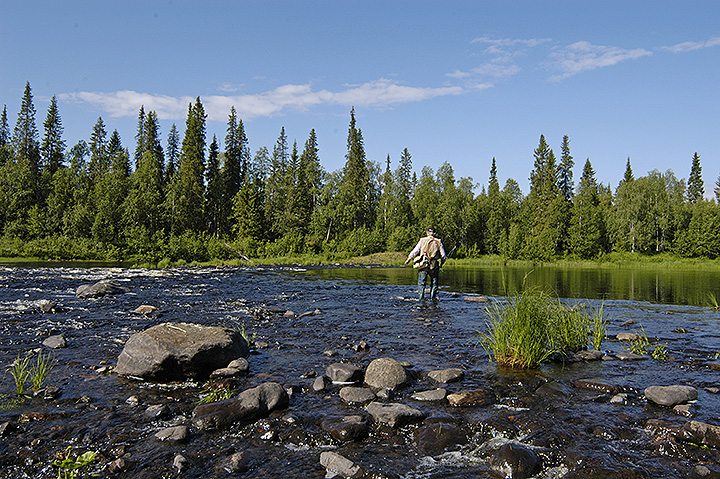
(1, 82, 720, 262)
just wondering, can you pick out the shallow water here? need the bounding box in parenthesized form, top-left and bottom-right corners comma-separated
(0, 265, 719, 478)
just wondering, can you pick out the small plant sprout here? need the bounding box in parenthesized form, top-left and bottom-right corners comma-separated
(53, 446, 96, 479)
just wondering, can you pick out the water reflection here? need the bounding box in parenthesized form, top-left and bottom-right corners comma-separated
(299, 264, 720, 306)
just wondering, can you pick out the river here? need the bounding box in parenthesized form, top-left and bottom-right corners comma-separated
(0, 264, 719, 478)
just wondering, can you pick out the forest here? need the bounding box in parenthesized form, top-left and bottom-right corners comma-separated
(1, 82, 720, 264)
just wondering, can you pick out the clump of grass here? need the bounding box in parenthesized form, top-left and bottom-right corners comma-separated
(590, 303, 607, 351)
(30, 350, 57, 392)
(651, 342, 669, 361)
(707, 292, 719, 310)
(195, 382, 235, 406)
(479, 291, 555, 369)
(8, 354, 32, 395)
(479, 291, 607, 369)
(5, 351, 57, 397)
(548, 301, 590, 354)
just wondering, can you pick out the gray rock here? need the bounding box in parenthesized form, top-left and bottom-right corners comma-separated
(115, 322, 249, 381)
(427, 368, 464, 384)
(210, 357, 250, 378)
(411, 388, 447, 402)
(645, 385, 698, 407)
(191, 382, 289, 431)
(0, 422, 16, 437)
(364, 357, 408, 391)
(678, 420, 720, 448)
(447, 389, 493, 407)
(576, 350, 603, 361)
(463, 295, 489, 302)
(42, 334, 66, 349)
(365, 401, 425, 428)
(155, 425, 189, 443)
(133, 305, 157, 315)
(415, 422, 468, 455)
(616, 332, 639, 341)
(218, 451, 249, 474)
(339, 386, 376, 405)
(36, 300, 60, 313)
(489, 443, 542, 479)
(173, 454, 187, 472)
(326, 363, 363, 383)
(321, 415, 369, 442)
(615, 352, 647, 361)
(76, 279, 128, 298)
(320, 451, 363, 479)
(312, 375, 330, 392)
(145, 404, 172, 420)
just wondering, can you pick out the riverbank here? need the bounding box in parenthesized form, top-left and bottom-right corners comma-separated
(5, 250, 720, 271)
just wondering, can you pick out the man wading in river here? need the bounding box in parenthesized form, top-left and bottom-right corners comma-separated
(405, 227, 447, 302)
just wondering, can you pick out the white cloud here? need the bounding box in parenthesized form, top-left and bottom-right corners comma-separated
(549, 41, 652, 80)
(662, 36, 720, 53)
(59, 80, 464, 122)
(451, 36, 548, 84)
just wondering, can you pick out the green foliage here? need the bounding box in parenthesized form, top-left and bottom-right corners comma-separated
(590, 303, 607, 351)
(53, 446, 96, 479)
(30, 350, 56, 391)
(4, 83, 720, 264)
(479, 291, 555, 369)
(7, 354, 31, 395)
(479, 291, 604, 368)
(196, 382, 235, 405)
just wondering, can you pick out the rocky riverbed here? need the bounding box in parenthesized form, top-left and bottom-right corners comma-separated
(1, 265, 720, 478)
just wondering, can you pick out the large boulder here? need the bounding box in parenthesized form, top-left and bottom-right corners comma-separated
(364, 357, 408, 391)
(645, 385, 698, 407)
(191, 382, 289, 431)
(77, 280, 128, 298)
(115, 322, 249, 381)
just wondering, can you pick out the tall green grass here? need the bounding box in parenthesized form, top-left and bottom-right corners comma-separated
(479, 291, 607, 369)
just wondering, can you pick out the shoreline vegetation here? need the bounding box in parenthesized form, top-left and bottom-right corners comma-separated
(2, 249, 720, 271)
(3, 83, 720, 276)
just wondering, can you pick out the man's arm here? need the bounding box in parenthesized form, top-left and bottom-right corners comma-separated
(404, 240, 423, 264)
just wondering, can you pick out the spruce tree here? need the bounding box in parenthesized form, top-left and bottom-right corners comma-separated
(376, 154, 394, 235)
(569, 159, 604, 258)
(687, 152, 704, 204)
(205, 135, 222, 236)
(393, 147, 414, 229)
(716, 175, 720, 203)
(40, 95, 65, 177)
(222, 108, 249, 234)
(7, 82, 42, 234)
(558, 135, 574, 201)
(165, 123, 179, 185)
(486, 157, 504, 254)
(338, 107, 373, 232)
(266, 127, 289, 238)
(88, 117, 108, 185)
(169, 98, 206, 234)
(134, 106, 146, 169)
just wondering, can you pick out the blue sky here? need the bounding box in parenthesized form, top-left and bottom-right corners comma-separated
(2, 1, 719, 196)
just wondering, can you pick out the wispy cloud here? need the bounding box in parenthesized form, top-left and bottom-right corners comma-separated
(59, 79, 464, 122)
(450, 36, 549, 86)
(662, 36, 720, 53)
(549, 41, 652, 80)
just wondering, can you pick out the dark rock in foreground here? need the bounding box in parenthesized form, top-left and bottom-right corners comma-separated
(191, 382, 288, 431)
(115, 322, 249, 381)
